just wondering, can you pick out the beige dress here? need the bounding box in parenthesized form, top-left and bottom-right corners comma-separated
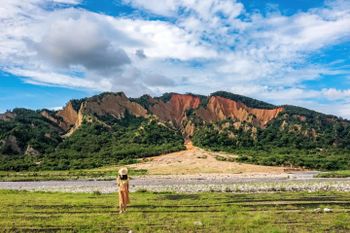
(117, 177, 130, 206)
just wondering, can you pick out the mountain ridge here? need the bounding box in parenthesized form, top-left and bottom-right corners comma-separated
(42, 91, 288, 137)
(1, 91, 349, 171)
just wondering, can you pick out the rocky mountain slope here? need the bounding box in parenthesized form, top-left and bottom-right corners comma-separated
(1, 91, 349, 171)
(39, 92, 286, 138)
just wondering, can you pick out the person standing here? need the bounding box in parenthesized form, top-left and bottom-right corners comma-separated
(117, 167, 130, 214)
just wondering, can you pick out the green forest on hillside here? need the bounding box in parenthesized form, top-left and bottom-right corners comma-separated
(0, 109, 63, 155)
(0, 111, 184, 171)
(192, 108, 350, 170)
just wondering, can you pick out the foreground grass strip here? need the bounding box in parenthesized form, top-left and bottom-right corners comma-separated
(0, 191, 350, 233)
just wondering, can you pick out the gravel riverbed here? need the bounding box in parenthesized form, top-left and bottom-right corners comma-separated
(1, 172, 350, 193)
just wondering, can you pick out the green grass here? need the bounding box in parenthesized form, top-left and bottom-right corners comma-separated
(1, 190, 350, 232)
(0, 167, 148, 182)
(317, 170, 350, 178)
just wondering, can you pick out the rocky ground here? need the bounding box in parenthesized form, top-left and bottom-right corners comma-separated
(1, 172, 350, 193)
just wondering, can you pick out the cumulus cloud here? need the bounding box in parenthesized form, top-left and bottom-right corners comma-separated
(33, 12, 131, 71)
(1, 0, 350, 118)
(322, 88, 350, 100)
(143, 74, 175, 87)
(123, 0, 178, 16)
(124, 0, 244, 21)
(110, 18, 217, 60)
(121, 0, 350, 97)
(135, 49, 147, 59)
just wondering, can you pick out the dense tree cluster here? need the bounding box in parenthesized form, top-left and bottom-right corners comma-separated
(192, 111, 350, 170)
(0, 111, 184, 171)
(0, 108, 62, 155)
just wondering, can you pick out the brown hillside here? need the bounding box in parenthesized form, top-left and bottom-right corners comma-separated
(56, 101, 79, 127)
(196, 96, 283, 127)
(149, 94, 201, 126)
(42, 92, 283, 135)
(82, 93, 147, 118)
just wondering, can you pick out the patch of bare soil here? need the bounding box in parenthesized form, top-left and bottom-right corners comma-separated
(129, 142, 296, 175)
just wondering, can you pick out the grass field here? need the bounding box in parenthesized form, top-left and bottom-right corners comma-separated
(0, 190, 350, 233)
(0, 167, 147, 182)
(317, 170, 350, 178)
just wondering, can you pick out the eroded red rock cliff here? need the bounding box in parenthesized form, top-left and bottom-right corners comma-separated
(56, 101, 79, 127)
(42, 92, 283, 136)
(196, 96, 283, 127)
(82, 93, 147, 118)
(149, 94, 201, 126)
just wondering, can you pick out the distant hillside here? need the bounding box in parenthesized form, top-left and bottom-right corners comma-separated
(1, 91, 350, 171)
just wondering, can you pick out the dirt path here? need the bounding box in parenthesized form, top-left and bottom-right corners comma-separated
(129, 142, 295, 175)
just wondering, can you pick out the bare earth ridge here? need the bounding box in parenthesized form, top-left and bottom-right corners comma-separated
(129, 142, 290, 175)
(44, 92, 285, 137)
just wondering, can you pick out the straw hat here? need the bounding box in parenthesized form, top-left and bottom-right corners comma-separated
(118, 167, 128, 175)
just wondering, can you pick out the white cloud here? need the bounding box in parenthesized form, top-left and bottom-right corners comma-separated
(33, 11, 131, 71)
(123, 0, 178, 16)
(0, 0, 350, 119)
(110, 18, 217, 60)
(8, 68, 102, 90)
(124, 0, 244, 20)
(338, 104, 350, 119)
(0, 4, 215, 95)
(52, 0, 81, 4)
(322, 88, 350, 100)
(311, 102, 350, 119)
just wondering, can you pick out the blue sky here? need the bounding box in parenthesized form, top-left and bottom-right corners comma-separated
(1, 0, 350, 118)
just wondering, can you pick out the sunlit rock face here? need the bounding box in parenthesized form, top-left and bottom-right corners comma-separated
(149, 94, 201, 127)
(196, 96, 283, 127)
(44, 92, 283, 136)
(56, 101, 79, 128)
(81, 93, 148, 119)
